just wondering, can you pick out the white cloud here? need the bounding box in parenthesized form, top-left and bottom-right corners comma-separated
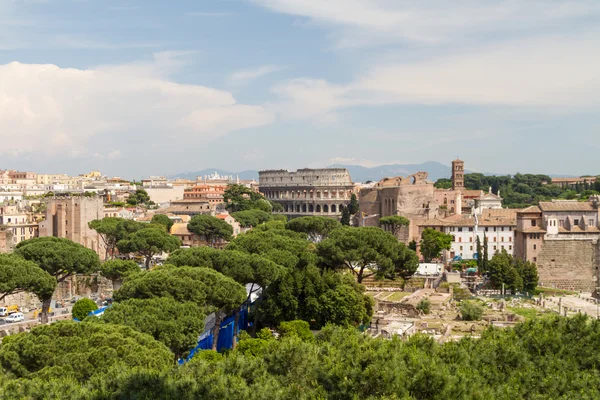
(228, 65, 283, 85)
(0, 55, 275, 159)
(270, 31, 600, 119)
(250, 0, 600, 47)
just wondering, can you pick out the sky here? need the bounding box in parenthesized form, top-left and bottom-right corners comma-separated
(1, 0, 599, 179)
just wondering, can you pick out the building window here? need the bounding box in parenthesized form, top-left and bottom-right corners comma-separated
(501, 245, 505, 250)
(460, 246, 463, 251)
(469, 227, 473, 232)
(458, 227, 463, 232)
(574, 219, 579, 225)
(470, 246, 473, 251)
(509, 245, 512, 250)
(501, 237, 504, 242)
(494, 246, 497, 251)
(493, 227, 497, 232)
(533, 244, 537, 250)
(533, 257, 537, 262)
(469, 237, 472, 242)
(485, 227, 489, 232)
(589, 219, 594, 226)
(559, 220, 564, 227)
(531, 220, 536, 227)
(509, 237, 512, 242)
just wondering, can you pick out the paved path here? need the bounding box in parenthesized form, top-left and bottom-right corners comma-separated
(545, 295, 600, 318)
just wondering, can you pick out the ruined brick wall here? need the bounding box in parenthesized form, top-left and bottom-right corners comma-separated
(537, 238, 598, 291)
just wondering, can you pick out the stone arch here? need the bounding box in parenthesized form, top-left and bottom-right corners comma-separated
(316, 204, 321, 213)
(302, 204, 307, 213)
(339, 204, 344, 212)
(331, 204, 337, 213)
(285, 204, 289, 212)
(324, 204, 329, 213)
(296, 204, 301, 213)
(309, 204, 314, 212)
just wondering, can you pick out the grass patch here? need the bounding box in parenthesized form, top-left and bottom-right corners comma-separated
(535, 287, 577, 297)
(385, 292, 412, 302)
(508, 307, 552, 320)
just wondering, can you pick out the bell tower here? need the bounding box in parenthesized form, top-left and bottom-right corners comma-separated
(452, 159, 465, 190)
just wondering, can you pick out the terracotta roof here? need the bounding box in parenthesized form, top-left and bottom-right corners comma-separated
(216, 213, 230, 220)
(558, 226, 600, 234)
(517, 206, 541, 214)
(521, 227, 546, 233)
(160, 204, 212, 214)
(417, 208, 517, 228)
(170, 223, 190, 236)
(461, 190, 484, 197)
(538, 201, 596, 212)
(551, 177, 596, 183)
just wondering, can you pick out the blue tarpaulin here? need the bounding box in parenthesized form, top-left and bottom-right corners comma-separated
(179, 304, 251, 364)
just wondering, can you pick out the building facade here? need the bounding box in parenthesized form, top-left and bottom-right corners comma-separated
(0, 204, 39, 249)
(416, 208, 518, 261)
(515, 199, 600, 291)
(38, 197, 105, 259)
(184, 185, 226, 205)
(259, 168, 354, 219)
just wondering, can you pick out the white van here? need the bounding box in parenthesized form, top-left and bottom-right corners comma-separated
(5, 313, 24, 323)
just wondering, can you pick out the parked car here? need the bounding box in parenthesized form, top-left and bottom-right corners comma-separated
(5, 312, 24, 323)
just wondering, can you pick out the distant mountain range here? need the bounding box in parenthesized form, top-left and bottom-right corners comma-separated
(169, 169, 260, 181)
(169, 163, 584, 184)
(170, 162, 463, 183)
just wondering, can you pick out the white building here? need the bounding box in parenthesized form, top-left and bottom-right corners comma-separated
(417, 208, 518, 261)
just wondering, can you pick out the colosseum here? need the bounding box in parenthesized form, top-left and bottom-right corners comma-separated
(259, 168, 354, 219)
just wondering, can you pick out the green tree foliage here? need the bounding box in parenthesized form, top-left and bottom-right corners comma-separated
(460, 301, 484, 321)
(482, 233, 489, 271)
(227, 229, 315, 269)
(88, 217, 124, 260)
(434, 178, 452, 189)
(0, 254, 56, 303)
(166, 247, 283, 292)
(99, 259, 140, 289)
(117, 228, 180, 269)
(435, 172, 600, 208)
(277, 320, 314, 342)
(15, 237, 100, 323)
(318, 227, 418, 282)
(126, 189, 154, 206)
(187, 215, 233, 246)
(151, 214, 174, 232)
(488, 249, 539, 292)
(115, 266, 246, 351)
(223, 184, 272, 212)
(0, 321, 172, 382)
(167, 246, 285, 348)
(257, 265, 373, 329)
(6, 316, 600, 399)
(340, 206, 351, 226)
(231, 209, 272, 228)
(348, 193, 359, 215)
(71, 298, 98, 321)
(285, 216, 341, 242)
(379, 215, 410, 237)
(102, 298, 206, 360)
(419, 228, 452, 262)
(416, 298, 431, 315)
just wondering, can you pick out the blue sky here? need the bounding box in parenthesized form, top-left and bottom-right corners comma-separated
(1, 0, 599, 179)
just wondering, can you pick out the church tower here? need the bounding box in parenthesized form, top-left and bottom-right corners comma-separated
(452, 159, 465, 190)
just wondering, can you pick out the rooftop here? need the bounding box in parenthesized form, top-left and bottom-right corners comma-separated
(538, 201, 596, 212)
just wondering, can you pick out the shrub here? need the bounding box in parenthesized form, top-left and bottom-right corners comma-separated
(460, 301, 483, 321)
(72, 298, 98, 321)
(416, 298, 431, 315)
(278, 320, 314, 342)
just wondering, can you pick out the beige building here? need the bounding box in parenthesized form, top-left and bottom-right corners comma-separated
(39, 197, 105, 259)
(515, 199, 600, 291)
(0, 204, 39, 249)
(170, 212, 244, 249)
